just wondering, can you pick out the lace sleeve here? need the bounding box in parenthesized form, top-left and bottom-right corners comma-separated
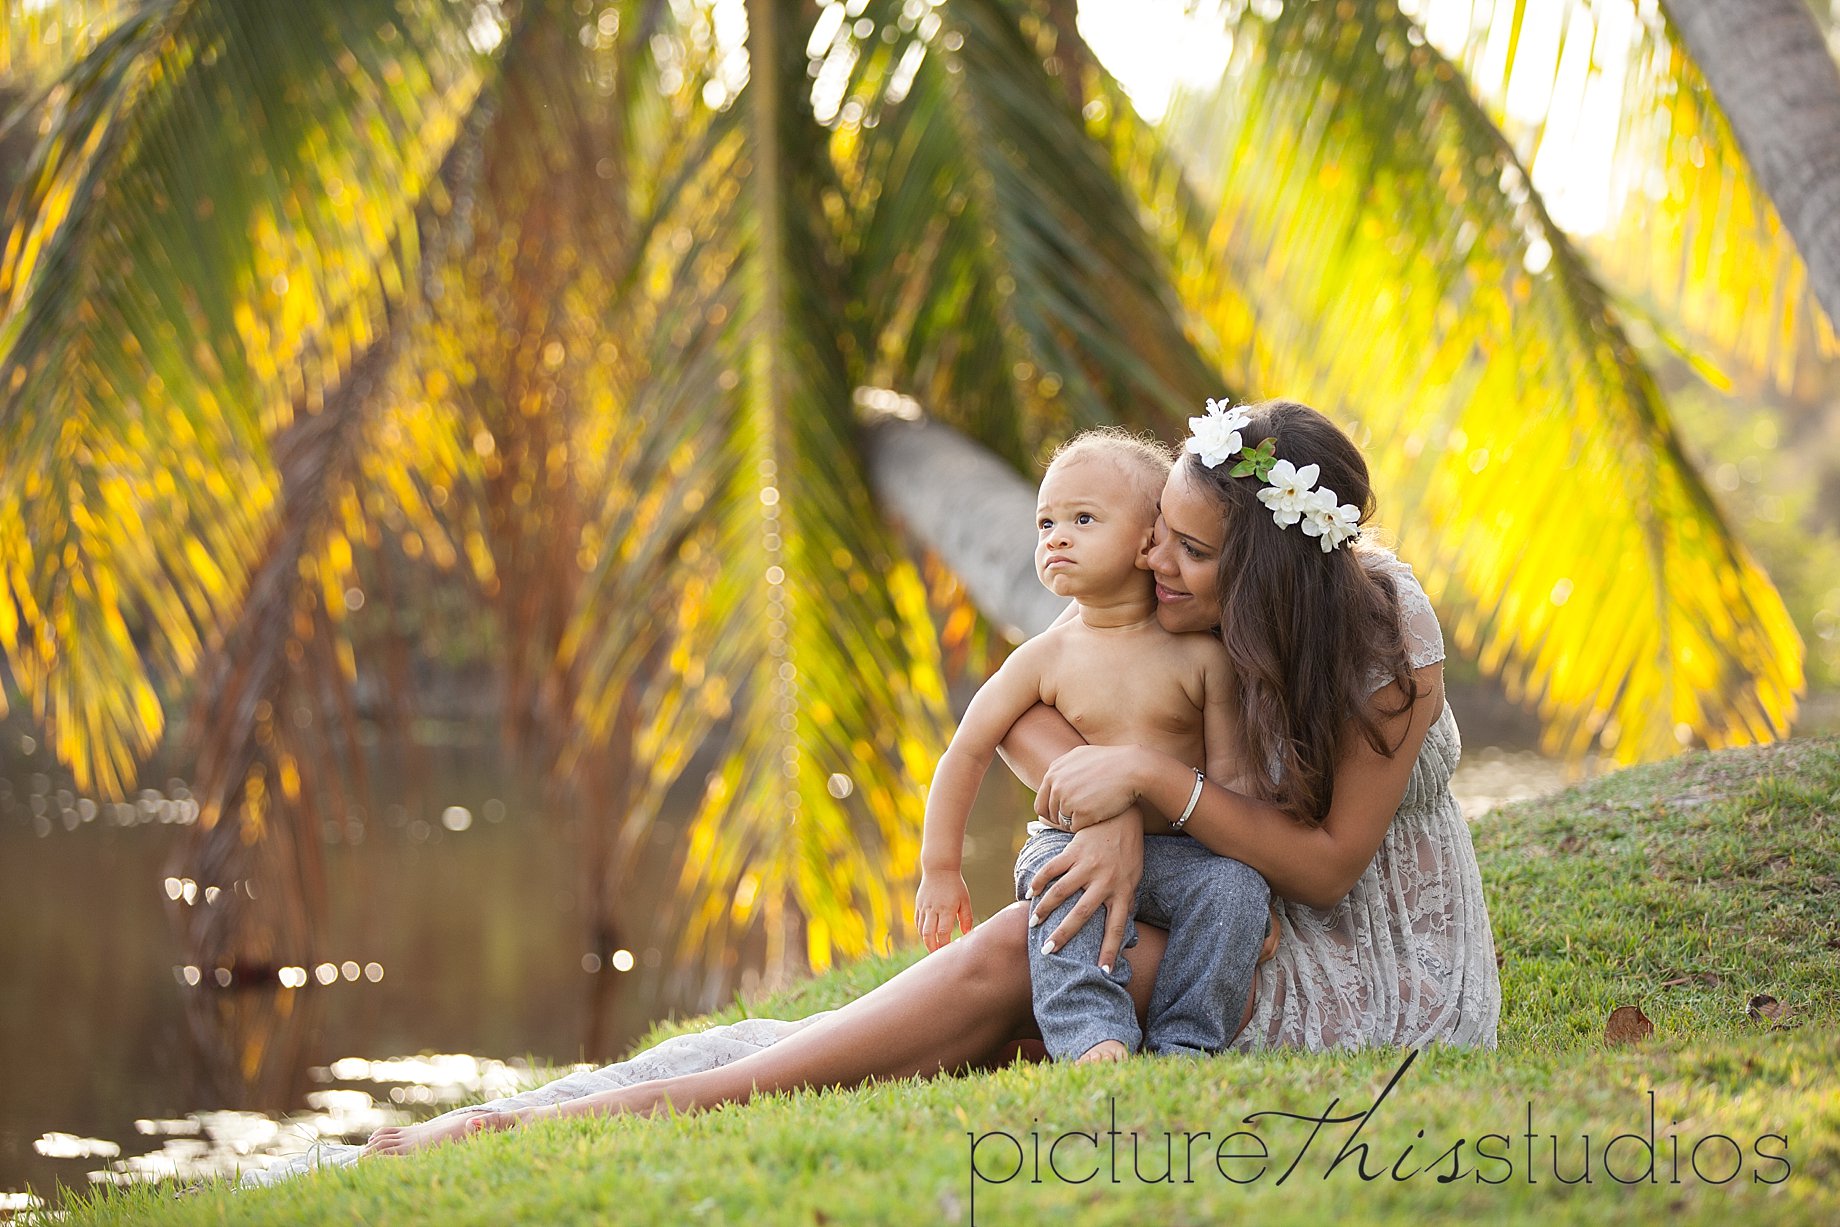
(1394, 560, 1445, 670)
(1366, 552, 1444, 690)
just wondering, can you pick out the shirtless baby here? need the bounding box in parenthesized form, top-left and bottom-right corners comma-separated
(915, 430, 1273, 1063)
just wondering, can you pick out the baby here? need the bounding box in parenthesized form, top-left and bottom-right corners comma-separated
(916, 430, 1271, 1063)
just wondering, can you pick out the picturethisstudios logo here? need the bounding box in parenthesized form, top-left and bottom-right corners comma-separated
(963, 1052, 1790, 1225)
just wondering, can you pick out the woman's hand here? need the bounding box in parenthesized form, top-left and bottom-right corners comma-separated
(1034, 744, 1161, 829)
(1026, 814, 1144, 971)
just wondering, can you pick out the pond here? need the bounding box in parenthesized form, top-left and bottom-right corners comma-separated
(0, 721, 1572, 1211)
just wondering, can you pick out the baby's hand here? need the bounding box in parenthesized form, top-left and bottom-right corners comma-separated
(915, 872, 975, 952)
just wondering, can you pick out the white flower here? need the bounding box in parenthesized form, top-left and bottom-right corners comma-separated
(1254, 459, 1320, 527)
(1299, 489, 1361, 552)
(1325, 506, 1361, 550)
(1184, 401, 1251, 468)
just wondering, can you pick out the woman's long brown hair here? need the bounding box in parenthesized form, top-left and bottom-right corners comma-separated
(1185, 401, 1419, 823)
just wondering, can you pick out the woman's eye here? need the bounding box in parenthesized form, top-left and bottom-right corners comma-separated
(1183, 542, 1203, 559)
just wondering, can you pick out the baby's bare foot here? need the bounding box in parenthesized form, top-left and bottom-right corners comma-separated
(1074, 1039, 1129, 1064)
(363, 1110, 493, 1157)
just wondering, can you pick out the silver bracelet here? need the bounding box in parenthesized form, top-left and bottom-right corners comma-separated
(1170, 768, 1205, 831)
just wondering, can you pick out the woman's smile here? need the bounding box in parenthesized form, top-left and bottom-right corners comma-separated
(1145, 463, 1223, 633)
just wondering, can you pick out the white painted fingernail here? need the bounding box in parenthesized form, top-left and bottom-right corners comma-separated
(1101, 964, 1112, 975)
(1028, 912, 1040, 927)
(1041, 939, 1056, 954)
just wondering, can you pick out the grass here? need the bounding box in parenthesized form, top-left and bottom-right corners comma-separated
(52, 739, 1840, 1226)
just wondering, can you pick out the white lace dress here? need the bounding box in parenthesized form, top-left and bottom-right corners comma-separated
(1232, 550, 1500, 1050)
(244, 552, 1495, 1186)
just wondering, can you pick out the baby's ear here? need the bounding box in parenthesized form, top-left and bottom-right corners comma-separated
(1134, 526, 1155, 569)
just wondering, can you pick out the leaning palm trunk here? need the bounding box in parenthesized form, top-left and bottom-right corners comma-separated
(862, 415, 1059, 638)
(1665, 0, 1840, 327)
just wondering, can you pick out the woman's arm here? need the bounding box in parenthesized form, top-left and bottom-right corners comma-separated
(1035, 662, 1445, 910)
(994, 701, 1155, 969)
(993, 700, 1087, 792)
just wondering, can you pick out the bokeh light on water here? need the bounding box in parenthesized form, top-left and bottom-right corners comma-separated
(27, 1051, 596, 1191)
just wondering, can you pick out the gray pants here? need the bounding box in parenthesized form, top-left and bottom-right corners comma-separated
(1013, 828, 1270, 1060)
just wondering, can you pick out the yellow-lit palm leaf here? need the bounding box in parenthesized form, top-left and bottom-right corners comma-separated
(1148, 0, 1801, 760)
(563, 2, 952, 986)
(0, 0, 132, 88)
(0, 0, 487, 794)
(1408, 0, 1835, 389)
(834, 0, 1228, 466)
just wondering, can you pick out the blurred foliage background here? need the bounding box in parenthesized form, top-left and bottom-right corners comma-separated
(1, 0, 1835, 994)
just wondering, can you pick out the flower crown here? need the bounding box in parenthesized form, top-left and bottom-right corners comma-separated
(1184, 400, 1360, 552)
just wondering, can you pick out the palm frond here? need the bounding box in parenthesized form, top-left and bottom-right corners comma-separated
(1154, 0, 1801, 761)
(0, 0, 489, 795)
(834, 0, 1226, 465)
(554, 15, 746, 872)
(1403, 0, 1834, 390)
(0, 0, 133, 90)
(564, 0, 951, 990)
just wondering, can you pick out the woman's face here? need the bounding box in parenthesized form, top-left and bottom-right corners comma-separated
(1147, 462, 1227, 634)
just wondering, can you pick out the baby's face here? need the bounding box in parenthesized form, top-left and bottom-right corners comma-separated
(1034, 454, 1157, 601)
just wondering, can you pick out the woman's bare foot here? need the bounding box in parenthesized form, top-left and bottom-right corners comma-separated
(363, 1109, 494, 1156)
(463, 1108, 528, 1137)
(1073, 1039, 1129, 1064)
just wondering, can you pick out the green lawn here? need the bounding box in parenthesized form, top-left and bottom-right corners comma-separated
(60, 739, 1840, 1225)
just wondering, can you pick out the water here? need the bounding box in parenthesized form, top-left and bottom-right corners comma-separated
(0, 724, 1570, 1208)
(0, 744, 611, 1205)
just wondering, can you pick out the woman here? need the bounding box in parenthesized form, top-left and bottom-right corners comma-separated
(1033, 400, 1498, 1051)
(351, 400, 1498, 1160)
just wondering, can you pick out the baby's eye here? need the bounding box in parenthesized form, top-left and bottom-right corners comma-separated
(1038, 518, 1053, 531)
(1075, 513, 1095, 525)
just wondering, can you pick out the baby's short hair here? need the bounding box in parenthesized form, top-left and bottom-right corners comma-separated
(1046, 428, 1172, 516)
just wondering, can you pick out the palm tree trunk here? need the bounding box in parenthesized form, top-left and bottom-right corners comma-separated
(862, 415, 1063, 637)
(1666, 0, 1840, 327)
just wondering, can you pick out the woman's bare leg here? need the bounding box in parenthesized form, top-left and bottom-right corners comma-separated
(453, 905, 1177, 1140)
